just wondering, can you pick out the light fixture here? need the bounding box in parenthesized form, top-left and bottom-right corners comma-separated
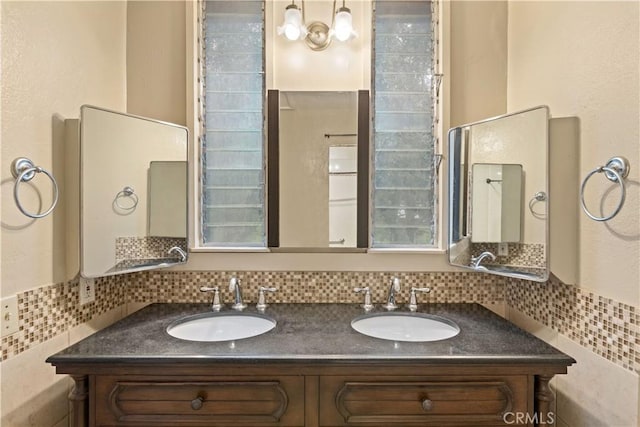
(277, 2, 307, 41)
(278, 0, 356, 51)
(331, 2, 356, 42)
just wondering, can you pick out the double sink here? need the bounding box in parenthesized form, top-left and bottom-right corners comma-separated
(167, 310, 460, 343)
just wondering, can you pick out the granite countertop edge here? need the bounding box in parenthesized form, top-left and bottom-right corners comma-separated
(47, 303, 576, 366)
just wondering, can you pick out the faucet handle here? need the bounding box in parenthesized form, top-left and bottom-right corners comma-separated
(257, 287, 277, 313)
(408, 287, 431, 312)
(354, 287, 374, 312)
(200, 286, 222, 312)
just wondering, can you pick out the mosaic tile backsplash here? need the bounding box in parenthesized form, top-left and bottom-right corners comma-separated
(506, 275, 639, 372)
(1, 275, 126, 361)
(2, 269, 639, 376)
(115, 236, 187, 261)
(128, 271, 505, 306)
(472, 242, 545, 268)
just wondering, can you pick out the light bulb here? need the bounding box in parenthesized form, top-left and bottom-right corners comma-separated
(284, 23, 301, 40)
(333, 7, 354, 42)
(278, 5, 305, 41)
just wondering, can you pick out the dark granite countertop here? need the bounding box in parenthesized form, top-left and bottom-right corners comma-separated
(47, 303, 575, 366)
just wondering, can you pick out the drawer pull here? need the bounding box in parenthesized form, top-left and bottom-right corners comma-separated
(190, 396, 204, 410)
(421, 398, 433, 412)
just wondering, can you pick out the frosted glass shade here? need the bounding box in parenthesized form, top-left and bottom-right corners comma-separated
(278, 6, 306, 41)
(333, 8, 355, 41)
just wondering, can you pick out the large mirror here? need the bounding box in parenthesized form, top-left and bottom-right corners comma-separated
(80, 106, 189, 278)
(448, 106, 549, 282)
(268, 90, 369, 250)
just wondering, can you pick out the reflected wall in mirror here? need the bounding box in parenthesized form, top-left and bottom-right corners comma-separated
(471, 163, 522, 243)
(279, 91, 358, 248)
(448, 106, 549, 282)
(80, 106, 188, 278)
(268, 90, 369, 250)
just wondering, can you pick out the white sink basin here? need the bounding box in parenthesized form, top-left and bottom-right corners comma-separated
(351, 312, 460, 342)
(167, 312, 276, 342)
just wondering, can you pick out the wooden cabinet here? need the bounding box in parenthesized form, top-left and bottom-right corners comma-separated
(61, 364, 562, 427)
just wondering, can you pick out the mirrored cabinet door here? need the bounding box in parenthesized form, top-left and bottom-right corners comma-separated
(448, 106, 549, 282)
(80, 106, 189, 278)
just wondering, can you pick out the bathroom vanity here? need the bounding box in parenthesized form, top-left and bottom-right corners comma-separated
(47, 303, 574, 427)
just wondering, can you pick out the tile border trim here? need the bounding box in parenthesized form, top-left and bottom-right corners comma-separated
(2, 269, 638, 376)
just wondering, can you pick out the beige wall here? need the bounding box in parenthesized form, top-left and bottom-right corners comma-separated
(279, 93, 358, 247)
(449, 1, 507, 127)
(127, 1, 186, 126)
(507, 1, 640, 308)
(1, 1, 127, 296)
(506, 1, 640, 425)
(0, 1, 127, 425)
(279, 107, 329, 247)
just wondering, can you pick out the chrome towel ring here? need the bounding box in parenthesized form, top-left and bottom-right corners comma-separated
(114, 186, 139, 211)
(11, 157, 59, 219)
(580, 156, 630, 222)
(528, 191, 547, 218)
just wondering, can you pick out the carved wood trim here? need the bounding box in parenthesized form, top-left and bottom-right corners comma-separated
(69, 375, 88, 427)
(535, 375, 556, 426)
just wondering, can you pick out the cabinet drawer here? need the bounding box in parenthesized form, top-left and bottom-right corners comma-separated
(319, 376, 528, 426)
(95, 376, 304, 426)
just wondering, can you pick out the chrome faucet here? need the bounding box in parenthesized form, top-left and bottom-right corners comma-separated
(383, 277, 401, 311)
(470, 251, 496, 268)
(168, 246, 187, 262)
(229, 277, 247, 311)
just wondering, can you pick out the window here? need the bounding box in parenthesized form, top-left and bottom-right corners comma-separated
(371, 0, 439, 248)
(200, 0, 266, 247)
(198, 0, 440, 249)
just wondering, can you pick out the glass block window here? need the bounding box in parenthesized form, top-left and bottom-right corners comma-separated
(372, 0, 438, 248)
(201, 1, 265, 247)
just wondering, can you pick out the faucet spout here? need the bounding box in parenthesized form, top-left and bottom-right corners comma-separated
(383, 277, 401, 311)
(167, 246, 187, 262)
(470, 251, 496, 268)
(229, 277, 247, 311)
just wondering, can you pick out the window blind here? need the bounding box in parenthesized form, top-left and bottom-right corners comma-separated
(372, 0, 437, 247)
(201, 0, 265, 247)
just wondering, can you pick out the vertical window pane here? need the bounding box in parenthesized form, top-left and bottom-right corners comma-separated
(202, 0, 265, 247)
(372, 0, 436, 247)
